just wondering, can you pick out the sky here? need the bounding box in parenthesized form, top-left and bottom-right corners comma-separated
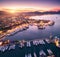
(0, 0, 60, 11)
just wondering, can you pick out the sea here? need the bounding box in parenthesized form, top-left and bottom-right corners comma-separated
(5, 14, 60, 41)
(0, 14, 60, 57)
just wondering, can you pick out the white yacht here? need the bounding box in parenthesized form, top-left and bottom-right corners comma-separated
(25, 53, 32, 57)
(28, 53, 32, 57)
(45, 39, 50, 43)
(47, 49, 53, 55)
(39, 50, 46, 57)
(39, 40, 45, 44)
(33, 40, 39, 46)
(38, 26, 45, 29)
(25, 54, 28, 57)
(8, 44, 15, 50)
(0, 46, 5, 52)
(19, 42, 24, 48)
(34, 52, 37, 57)
(4, 45, 8, 50)
(26, 41, 31, 47)
(0, 45, 8, 52)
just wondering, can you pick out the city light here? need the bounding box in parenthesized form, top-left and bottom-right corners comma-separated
(0, 0, 60, 57)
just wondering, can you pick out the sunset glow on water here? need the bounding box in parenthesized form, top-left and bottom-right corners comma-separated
(0, 0, 60, 57)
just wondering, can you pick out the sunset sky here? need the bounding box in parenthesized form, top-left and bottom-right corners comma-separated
(0, 0, 60, 12)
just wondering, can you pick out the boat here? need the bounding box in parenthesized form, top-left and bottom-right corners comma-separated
(28, 53, 32, 57)
(34, 52, 37, 57)
(26, 41, 31, 47)
(39, 50, 46, 57)
(33, 40, 39, 46)
(47, 49, 53, 55)
(25, 53, 32, 57)
(33, 40, 45, 45)
(38, 26, 45, 29)
(25, 54, 27, 57)
(45, 39, 50, 43)
(0, 45, 8, 52)
(48, 21, 55, 26)
(39, 40, 45, 44)
(8, 44, 15, 50)
(19, 42, 24, 48)
(0, 46, 5, 52)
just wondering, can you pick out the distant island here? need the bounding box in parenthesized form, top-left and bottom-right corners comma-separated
(0, 10, 60, 16)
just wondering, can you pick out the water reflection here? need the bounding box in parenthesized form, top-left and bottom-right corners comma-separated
(5, 14, 60, 40)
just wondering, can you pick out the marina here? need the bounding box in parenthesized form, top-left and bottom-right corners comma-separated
(0, 37, 60, 57)
(0, 0, 60, 57)
(0, 14, 60, 57)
